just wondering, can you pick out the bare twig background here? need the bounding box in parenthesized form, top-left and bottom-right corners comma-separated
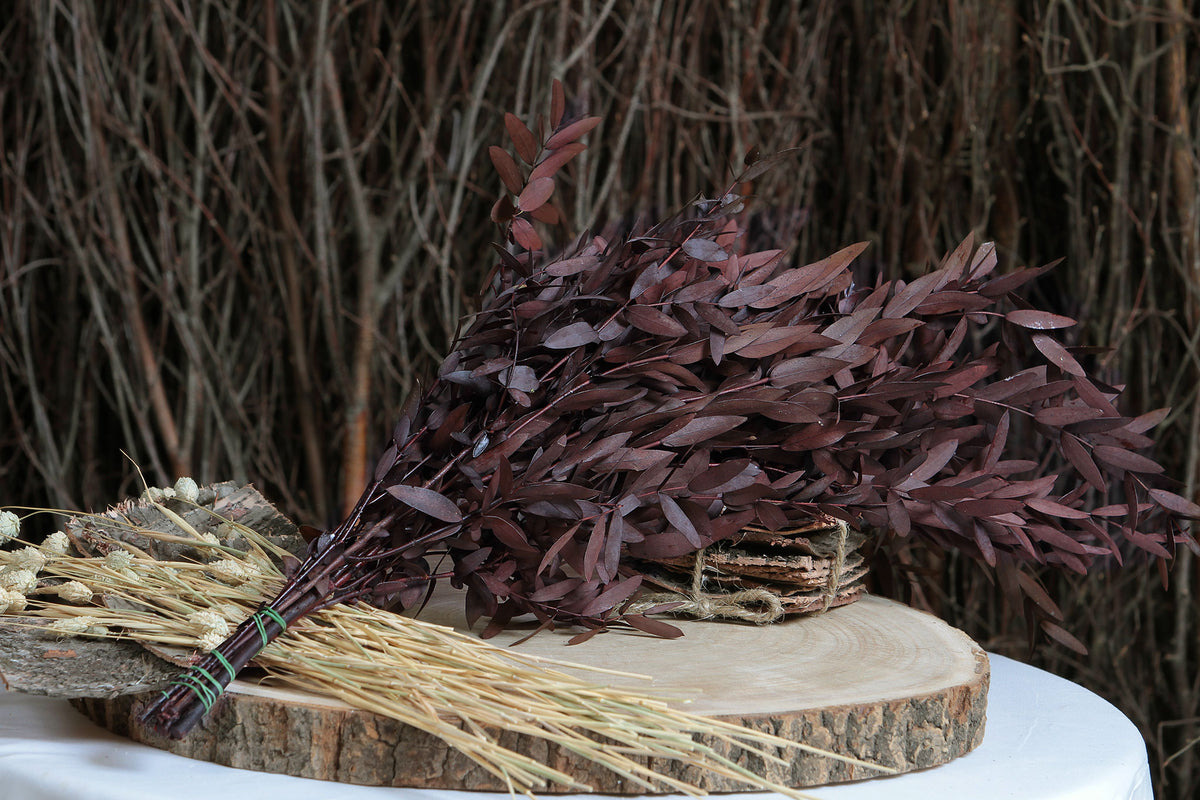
(1, 1, 1197, 796)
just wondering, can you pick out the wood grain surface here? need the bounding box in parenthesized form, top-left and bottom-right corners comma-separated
(72, 593, 988, 793)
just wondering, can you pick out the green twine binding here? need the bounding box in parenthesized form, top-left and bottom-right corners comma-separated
(191, 665, 224, 698)
(163, 608, 288, 717)
(261, 606, 287, 632)
(182, 671, 216, 709)
(251, 606, 286, 648)
(211, 650, 235, 680)
(252, 611, 268, 647)
(170, 673, 215, 712)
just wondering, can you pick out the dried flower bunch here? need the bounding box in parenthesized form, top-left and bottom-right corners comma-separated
(142, 83, 1195, 738)
(2, 485, 872, 796)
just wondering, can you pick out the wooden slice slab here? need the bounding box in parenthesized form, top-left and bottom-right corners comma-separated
(71, 594, 988, 793)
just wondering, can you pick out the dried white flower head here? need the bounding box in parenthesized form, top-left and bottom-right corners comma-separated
(102, 550, 138, 579)
(198, 532, 220, 546)
(0, 568, 38, 594)
(187, 609, 230, 637)
(0, 511, 19, 543)
(173, 476, 200, 503)
(43, 531, 71, 556)
(142, 486, 167, 503)
(14, 546, 48, 574)
(57, 581, 94, 604)
(197, 630, 226, 651)
(104, 550, 134, 571)
(49, 616, 108, 636)
(0, 588, 27, 614)
(208, 558, 260, 584)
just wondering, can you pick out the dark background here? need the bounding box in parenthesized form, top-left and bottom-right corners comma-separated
(1, 2, 1197, 796)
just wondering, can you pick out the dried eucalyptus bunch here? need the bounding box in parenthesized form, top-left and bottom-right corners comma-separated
(142, 82, 1195, 739)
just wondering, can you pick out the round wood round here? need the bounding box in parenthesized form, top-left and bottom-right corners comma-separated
(72, 594, 988, 793)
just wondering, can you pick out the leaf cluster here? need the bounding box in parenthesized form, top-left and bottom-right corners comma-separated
(297, 85, 1196, 644)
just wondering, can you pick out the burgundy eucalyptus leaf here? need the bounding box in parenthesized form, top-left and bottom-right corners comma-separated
(768, 356, 847, 386)
(1147, 488, 1200, 518)
(550, 80, 566, 128)
(966, 241, 999, 281)
(529, 201, 561, 226)
(529, 577, 584, 603)
(594, 448, 674, 472)
(680, 238, 729, 262)
(1032, 334, 1087, 377)
(504, 112, 539, 165)
(546, 116, 602, 149)
(974, 522, 998, 566)
(626, 304, 689, 337)
(658, 493, 702, 548)
(718, 284, 775, 308)
(907, 484, 980, 502)
(755, 243, 867, 307)
(1034, 406, 1106, 426)
(740, 249, 785, 272)
(883, 270, 942, 319)
(622, 614, 684, 639)
(500, 365, 539, 392)
(1005, 310, 1077, 330)
(488, 145, 524, 195)
(386, 484, 464, 524)
(530, 142, 587, 183)
(859, 317, 924, 346)
(510, 217, 542, 251)
(940, 234, 975, 284)
(1128, 407, 1171, 434)
(545, 255, 599, 277)
(581, 575, 644, 618)
(517, 177, 555, 212)
(661, 415, 747, 447)
(1026, 497, 1093, 520)
(1040, 621, 1088, 655)
(687, 458, 753, 493)
(728, 328, 838, 359)
(956, 498, 1028, 518)
(915, 291, 993, 315)
(491, 194, 517, 224)
(483, 515, 537, 552)
(1092, 445, 1165, 474)
(544, 321, 601, 349)
(567, 628, 605, 646)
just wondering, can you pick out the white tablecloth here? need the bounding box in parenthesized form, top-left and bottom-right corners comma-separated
(0, 654, 1151, 800)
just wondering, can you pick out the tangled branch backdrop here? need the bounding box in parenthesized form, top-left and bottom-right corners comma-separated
(0, 1, 1197, 796)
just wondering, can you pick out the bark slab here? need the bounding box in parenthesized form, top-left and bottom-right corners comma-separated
(72, 594, 988, 793)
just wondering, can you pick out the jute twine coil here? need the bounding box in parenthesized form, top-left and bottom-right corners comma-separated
(820, 518, 850, 613)
(631, 519, 852, 624)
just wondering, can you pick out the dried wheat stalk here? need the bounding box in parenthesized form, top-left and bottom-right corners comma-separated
(1, 494, 881, 797)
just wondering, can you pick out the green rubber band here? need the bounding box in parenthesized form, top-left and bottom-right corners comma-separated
(261, 606, 287, 632)
(192, 678, 217, 710)
(180, 673, 215, 710)
(211, 650, 235, 680)
(181, 671, 217, 709)
(252, 611, 268, 648)
(191, 665, 224, 697)
(170, 676, 214, 712)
